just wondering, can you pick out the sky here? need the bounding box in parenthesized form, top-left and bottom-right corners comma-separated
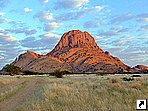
(0, 0, 148, 69)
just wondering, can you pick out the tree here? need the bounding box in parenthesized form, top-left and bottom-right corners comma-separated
(3, 64, 22, 76)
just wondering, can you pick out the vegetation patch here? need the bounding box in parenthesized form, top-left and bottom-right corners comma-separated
(122, 77, 134, 81)
(131, 75, 141, 77)
(3, 64, 22, 76)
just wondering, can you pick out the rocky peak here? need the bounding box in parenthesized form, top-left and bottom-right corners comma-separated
(26, 50, 44, 58)
(105, 51, 110, 56)
(52, 30, 100, 51)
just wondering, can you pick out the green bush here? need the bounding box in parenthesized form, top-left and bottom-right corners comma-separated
(3, 64, 22, 76)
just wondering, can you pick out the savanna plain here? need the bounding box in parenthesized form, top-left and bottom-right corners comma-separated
(0, 74, 148, 111)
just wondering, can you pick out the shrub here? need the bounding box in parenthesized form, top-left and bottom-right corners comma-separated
(54, 69, 63, 78)
(61, 70, 72, 74)
(111, 78, 119, 83)
(96, 73, 107, 76)
(16, 76, 21, 79)
(131, 75, 141, 77)
(107, 77, 110, 80)
(23, 70, 38, 75)
(122, 77, 134, 81)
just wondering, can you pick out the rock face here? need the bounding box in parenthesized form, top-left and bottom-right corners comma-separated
(49, 30, 101, 51)
(12, 30, 136, 73)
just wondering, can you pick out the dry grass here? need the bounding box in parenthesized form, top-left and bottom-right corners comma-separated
(132, 82, 141, 89)
(15, 74, 148, 111)
(0, 81, 27, 102)
(0, 76, 19, 88)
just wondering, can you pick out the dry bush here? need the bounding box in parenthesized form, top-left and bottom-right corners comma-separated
(122, 77, 134, 81)
(16, 76, 21, 79)
(107, 77, 110, 80)
(54, 69, 63, 78)
(111, 78, 119, 83)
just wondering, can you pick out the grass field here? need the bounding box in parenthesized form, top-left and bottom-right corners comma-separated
(0, 74, 148, 111)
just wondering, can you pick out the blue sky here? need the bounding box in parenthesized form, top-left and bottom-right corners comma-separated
(0, 0, 148, 69)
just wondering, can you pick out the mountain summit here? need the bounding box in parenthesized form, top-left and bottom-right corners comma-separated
(12, 30, 132, 73)
(51, 30, 101, 51)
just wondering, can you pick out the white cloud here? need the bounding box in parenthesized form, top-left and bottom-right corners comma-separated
(123, 35, 130, 37)
(43, 33, 55, 37)
(44, 22, 63, 31)
(142, 18, 148, 22)
(24, 8, 32, 12)
(25, 29, 37, 36)
(34, 11, 53, 22)
(95, 36, 103, 39)
(55, 0, 89, 9)
(39, 0, 48, 4)
(0, 12, 4, 17)
(0, 33, 18, 42)
(138, 37, 148, 39)
(138, 25, 148, 32)
(20, 35, 59, 50)
(110, 14, 136, 24)
(110, 13, 148, 24)
(83, 20, 100, 28)
(137, 18, 148, 22)
(43, 13, 53, 20)
(0, 18, 8, 23)
(55, 6, 104, 22)
(95, 6, 104, 11)
(40, 32, 61, 38)
(99, 31, 121, 37)
(112, 26, 123, 30)
(5, 28, 37, 36)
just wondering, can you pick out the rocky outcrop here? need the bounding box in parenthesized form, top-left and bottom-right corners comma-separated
(132, 65, 148, 72)
(11, 30, 137, 73)
(49, 30, 102, 51)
